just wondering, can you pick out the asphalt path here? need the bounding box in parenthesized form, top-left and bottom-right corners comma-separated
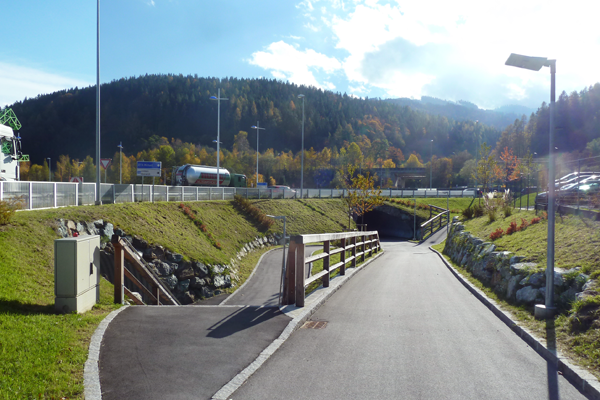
(230, 238, 588, 400)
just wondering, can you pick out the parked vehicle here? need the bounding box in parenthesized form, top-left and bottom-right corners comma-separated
(267, 185, 296, 198)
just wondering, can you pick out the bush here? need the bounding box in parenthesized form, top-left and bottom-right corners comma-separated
(506, 220, 518, 235)
(503, 205, 513, 218)
(461, 207, 474, 220)
(530, 216, 541, 225)
(518, 218, 528, 231)
(233, 195, 274, 230)
(487, 209, 497, 223)
(0, 197, 24, 225)
(490, 227, 504, 240)
(473, 204, 484, 218)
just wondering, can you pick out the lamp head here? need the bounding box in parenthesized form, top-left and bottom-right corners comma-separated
(298, 94, 305, 98)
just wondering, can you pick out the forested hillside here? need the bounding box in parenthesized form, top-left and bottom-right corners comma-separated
(6, 75, 600, 189)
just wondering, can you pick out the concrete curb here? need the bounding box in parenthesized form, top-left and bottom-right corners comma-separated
(430, 247, 600, 400)
(210, 249, 385, 400)
(84, 305, 130, 400)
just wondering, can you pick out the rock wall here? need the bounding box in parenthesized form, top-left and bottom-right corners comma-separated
(443, 218, 595, 309)
(56, 218, 279, 305)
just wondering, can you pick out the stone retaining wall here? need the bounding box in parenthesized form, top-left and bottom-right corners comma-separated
(443, 218, 595, 309)
(56, 218, 279, 305)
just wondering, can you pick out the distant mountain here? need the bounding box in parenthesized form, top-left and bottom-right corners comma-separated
(385, 96, 530, 130)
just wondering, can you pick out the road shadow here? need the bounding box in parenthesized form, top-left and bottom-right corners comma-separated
(207, 306, 283, 338)
(546, 318, 560, 400)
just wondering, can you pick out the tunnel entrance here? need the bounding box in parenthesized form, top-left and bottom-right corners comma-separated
(361, 205, 424, 239)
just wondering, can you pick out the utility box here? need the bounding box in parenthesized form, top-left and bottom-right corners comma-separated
(54, 235, 100, 313)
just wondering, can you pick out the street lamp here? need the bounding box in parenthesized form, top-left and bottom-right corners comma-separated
(47, 157, 51, 181)
(251, 122, 265, 187)
(506, 53, 556, 319)
(474, 120, 479, 189)
(430, 139, 433, 189)
(117, 142, 123, 184)
(298, 94, 305, 198)
(95, 0, 101, 205)
(267, 214, 287, 306)
(210, 88, 228, 188)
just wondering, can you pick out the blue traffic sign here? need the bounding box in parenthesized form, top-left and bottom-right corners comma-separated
(137, 161, 162, 177)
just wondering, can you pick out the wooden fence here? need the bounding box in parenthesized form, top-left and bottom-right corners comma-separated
(284, 231, 381, 307)
(112, 236, 179, 305)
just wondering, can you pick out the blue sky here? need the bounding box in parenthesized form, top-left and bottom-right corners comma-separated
(2, 0, 600, 110)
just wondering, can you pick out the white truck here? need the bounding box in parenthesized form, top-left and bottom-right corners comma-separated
(0, 123, 19, 181)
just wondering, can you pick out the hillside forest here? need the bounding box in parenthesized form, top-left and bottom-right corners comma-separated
(7, 75, 600, 189)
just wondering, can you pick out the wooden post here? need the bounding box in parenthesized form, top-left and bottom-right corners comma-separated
(340, 238, 346, 275)
(154, 286, 161, 305)
(361, 234, 366, 263)
(322, 240, 330, 287)
(113, 237, 124, 304)
(296, 243, 305, 307)
(285, 241, 297, 305)
(352, 235, 357, 268)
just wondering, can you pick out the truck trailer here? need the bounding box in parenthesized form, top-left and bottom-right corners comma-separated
(174, 164, 247, 187)
(0, 124, 20, 181)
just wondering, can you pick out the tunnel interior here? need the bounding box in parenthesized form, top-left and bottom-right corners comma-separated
(361, 205, 423, 240)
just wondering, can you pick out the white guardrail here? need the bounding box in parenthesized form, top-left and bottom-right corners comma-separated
(0, 181, 477, 211)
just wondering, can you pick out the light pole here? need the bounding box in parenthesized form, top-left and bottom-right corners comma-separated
(430, 139, 433, 189)
(117, 142, 123, 184)
(474, 120, 479, 189)
(47, 157, 51, 181)
(95, 0, 101, 205)
(251, 122, 265, 187)
(210, 89, 228, 187)
(298, 94, 305, 198)
(506, 53, 556, 319)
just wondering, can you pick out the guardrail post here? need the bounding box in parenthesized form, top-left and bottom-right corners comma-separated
(154, 286, 161, 305)
(322, 240, 330, 288)
(131, 185, 134, 203)
(28, 182, 33, 209)
(296, 243, 305, 307)
(112, 185, 116, 204)
(53, 183, 57, 208)
(285, 241, 297, 305)
(361, 234, 366, 263)
(340, 238, 346, 275)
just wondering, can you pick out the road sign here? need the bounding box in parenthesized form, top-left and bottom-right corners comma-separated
(257, 182, 268, 187)
(137, 161, 162, 177)
(100, 158, 112, 170)
(70, 177, 84, 183)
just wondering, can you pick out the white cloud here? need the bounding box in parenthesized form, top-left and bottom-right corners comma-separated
(249, 41, 342, 89)
(304, 22, 319, 32)
(323, 81, 336, 90)
(0, 62, 90, 106)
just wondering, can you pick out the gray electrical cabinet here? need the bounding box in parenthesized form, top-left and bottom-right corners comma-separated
(54, 235, 100, 313)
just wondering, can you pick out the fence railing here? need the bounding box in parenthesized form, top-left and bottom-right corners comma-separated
(420, 205, 450, 241)
(284, 231, 381, 307)
(0, 181, 478, 211)
(112, 235, 179, 306)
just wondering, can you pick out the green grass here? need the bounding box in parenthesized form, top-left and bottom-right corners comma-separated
(0, 199, 354, 398)
(385, 198, 474, 221)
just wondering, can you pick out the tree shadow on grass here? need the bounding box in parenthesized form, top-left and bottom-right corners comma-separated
(0, 298, 55, 315)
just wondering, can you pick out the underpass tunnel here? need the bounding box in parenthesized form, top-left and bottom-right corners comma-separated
(361, 205, 424, 240)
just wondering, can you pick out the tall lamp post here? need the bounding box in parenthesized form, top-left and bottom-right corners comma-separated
(95, 0, 101, 205)
(251, 122, 265, 187)
(47, 157, 51, 181)
(210, 89, 228, 187)
(430, 139, 433, 189)
(117, 142, 123, 184)
(506, 53, 556, 319)
(298, 94, 305, 198)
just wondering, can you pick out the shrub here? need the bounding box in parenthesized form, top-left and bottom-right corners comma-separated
(461, 207, 474, 220)
(506, 220, 518, 235)
(530, 216, 541, 225)
(0, 197, 25, 225)
(518, 218, 528, 231)
(487, 209, 497, 223)
(233, 195, 274, 230)
(490, 227, 504, 240)
(503, 205, 513, 218)
(541, 211, 548, 220)
(473, 204, 484, 217)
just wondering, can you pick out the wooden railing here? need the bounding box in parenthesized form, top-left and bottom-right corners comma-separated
(420, 205, 450, 241)
(284, 231, 381, 307)
(112, 236, 179, 305)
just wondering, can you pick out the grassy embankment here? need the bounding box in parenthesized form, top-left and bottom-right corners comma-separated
(432, 206, 600, 378)
(0, 199, 354, 399)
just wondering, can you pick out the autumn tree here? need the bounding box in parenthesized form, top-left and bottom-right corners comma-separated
(474, 143, 496, 191)
(340, 164, 384, 230)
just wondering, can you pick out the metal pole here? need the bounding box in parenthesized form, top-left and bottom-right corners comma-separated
(430, 139, 433, 189)
(413, 197, 416, 240)
(47, 157, 51, 181)
(280, 217, 287, 306)
(118, 142, 123, 184)
(577, 159, 581, 211)
(300, 95, 305, 198)
(217, 88, 221, 188)
(95, 0, 101, 205)
(256, 121, 259, 187)
(545, 60, 557, 316)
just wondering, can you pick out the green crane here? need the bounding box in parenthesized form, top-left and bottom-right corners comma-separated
(0, 108, 22, 131)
